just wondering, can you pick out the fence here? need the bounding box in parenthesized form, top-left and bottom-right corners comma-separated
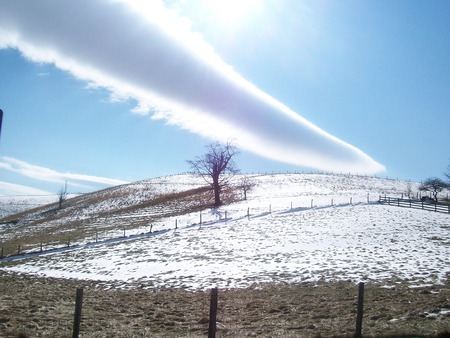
(70, 284, 367, 338)
(378, 195, 450, 214)
(0, 195, 369, 259)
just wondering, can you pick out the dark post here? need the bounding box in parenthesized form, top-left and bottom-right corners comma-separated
(208, 288, 218, 338)
(0, 109, 3, 141)
(72, 288, 84, 338)
(355, 282, 365, 338)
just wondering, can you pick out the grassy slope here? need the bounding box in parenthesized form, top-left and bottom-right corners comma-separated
(0, 174, 449, 337)
(0, 270, 449, 337)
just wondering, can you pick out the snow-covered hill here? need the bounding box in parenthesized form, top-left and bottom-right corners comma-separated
(1, 173, 448, 290)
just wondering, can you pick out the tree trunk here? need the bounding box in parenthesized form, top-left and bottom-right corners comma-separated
(213, 175, 221, 206)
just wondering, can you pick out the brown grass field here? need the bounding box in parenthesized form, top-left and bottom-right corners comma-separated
(0, 270, 449, 337)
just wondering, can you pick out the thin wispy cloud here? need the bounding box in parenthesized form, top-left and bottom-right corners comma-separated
(0, 0, 385, 174)
(0, 181, 51, 196)
(0, 157, 128, 189)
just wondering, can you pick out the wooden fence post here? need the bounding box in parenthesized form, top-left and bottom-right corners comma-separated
(208, 288, 218, 338)
(355, 282, 365, 338)
(0, 247, 3, 259)
(17, 245, 20, 255)
(72, 288, 84, 338)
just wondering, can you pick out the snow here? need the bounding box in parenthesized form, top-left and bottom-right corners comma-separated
(1, 173, 449, 290)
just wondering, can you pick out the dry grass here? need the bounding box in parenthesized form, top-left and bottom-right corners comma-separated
(0, 270, 449, 337)
(0, 186, 229, 257)
(1, 185, 449, 337)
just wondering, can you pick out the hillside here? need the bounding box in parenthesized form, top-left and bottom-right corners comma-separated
(0, 173, 449, 337)
(0, 173, 415, 258)
(1, 172, 447, 289)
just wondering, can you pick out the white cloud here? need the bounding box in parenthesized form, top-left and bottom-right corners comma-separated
(0, 157, 128, 188)
(0, 181, 51, 196)
(0, 0, 385, 174)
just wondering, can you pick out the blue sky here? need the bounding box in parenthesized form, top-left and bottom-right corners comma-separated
(0, 0, 449, 196)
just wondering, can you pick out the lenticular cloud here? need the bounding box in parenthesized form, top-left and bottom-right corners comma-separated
(0, 0, 385, 174)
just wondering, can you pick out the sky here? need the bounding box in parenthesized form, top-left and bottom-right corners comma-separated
(0, 0, 449, 196)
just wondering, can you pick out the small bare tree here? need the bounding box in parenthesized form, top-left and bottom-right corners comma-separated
(239, 176, 254, 200)
(187, 141, 239, 206)
(58, 181, 68, 209)
(405, 180, 413, 199)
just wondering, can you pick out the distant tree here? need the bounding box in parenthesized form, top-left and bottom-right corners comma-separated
(187, 141, 239, 207)
(405, 180, 413, 199)
(239, 176, 254, 201)
(419, 177, 448, 202)
(58, 181, 68, 209)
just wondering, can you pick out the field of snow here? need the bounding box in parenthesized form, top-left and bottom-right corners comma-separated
(1, 173, 449, 291)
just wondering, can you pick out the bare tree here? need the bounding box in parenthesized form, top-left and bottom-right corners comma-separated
(405, 180, 413, 199)
(419, 177, 448, 202)
(187, 141, 239, 206)
(58, 181, 68, 209)
(239, 176, 254, 201)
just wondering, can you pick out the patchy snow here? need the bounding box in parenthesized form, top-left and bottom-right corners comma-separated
(0, 194, 59, 218)
(1, 173, 449, 290)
